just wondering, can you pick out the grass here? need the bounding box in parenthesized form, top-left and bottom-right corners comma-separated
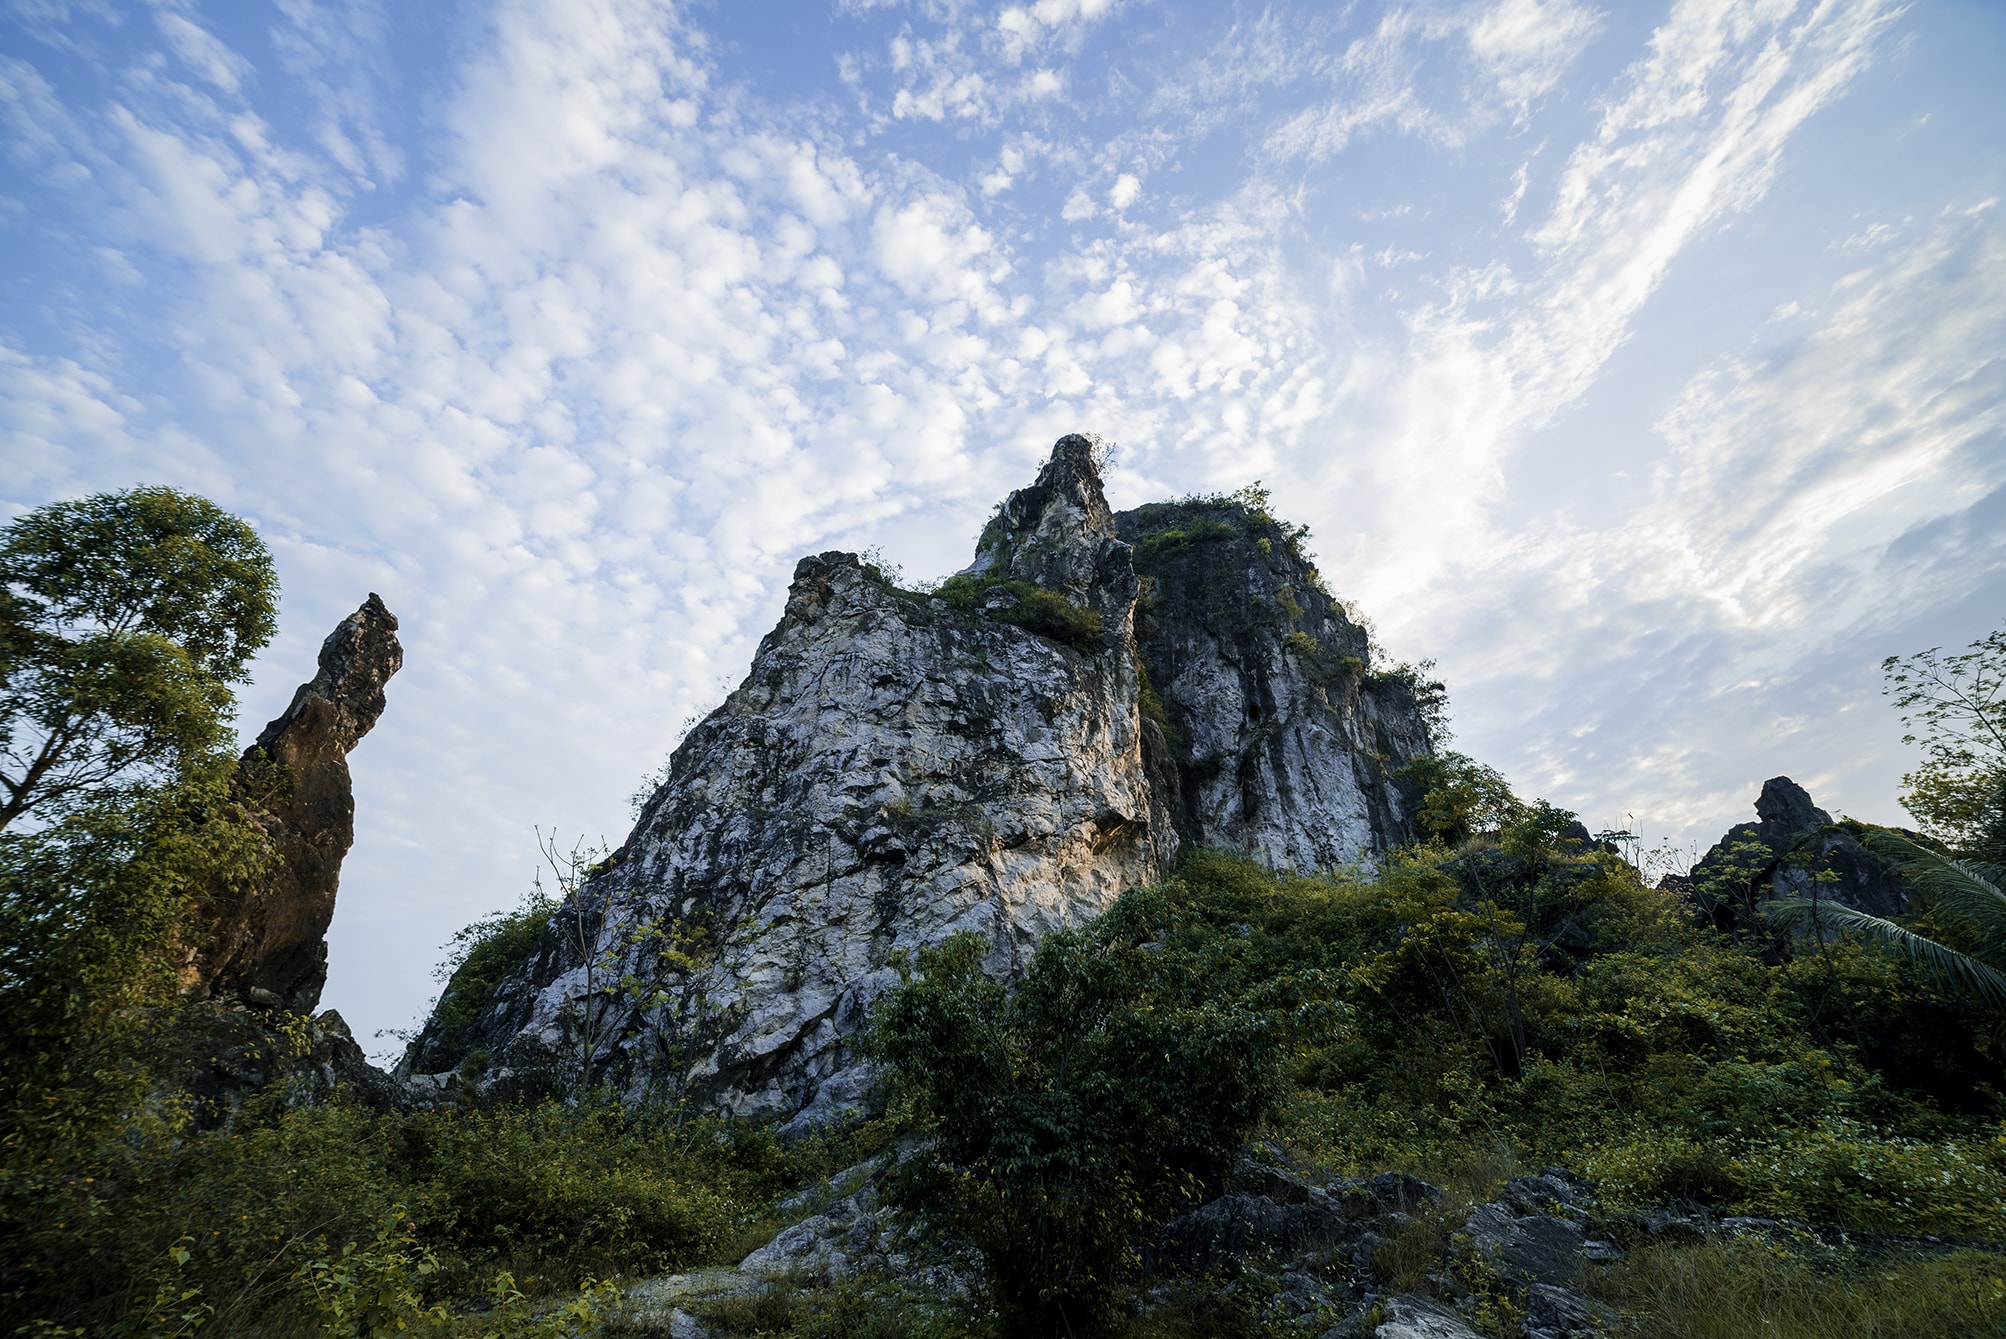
(1586, 1238, 2006, 1339)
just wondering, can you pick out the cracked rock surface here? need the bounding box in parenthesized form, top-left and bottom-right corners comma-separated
(403, 439, 1432, 1125)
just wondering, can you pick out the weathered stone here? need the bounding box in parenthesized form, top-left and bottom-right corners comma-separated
(1373, 1295, 1483, 1339)
(404, 440, 1432, 1123)
(1119, 496, 1431, 872)
(1687, 776, 1912, 934)
(1356, 1172, 1446, 1212)
(1151, 1191, 1354, 1274)
(1461, 1202, 1584, 1286)
(185, 594, 402, 1013)
(178, 1003, 400, 1125)
(739, 1186, 889, 1282)
(1523, 1281, 1600, 1339)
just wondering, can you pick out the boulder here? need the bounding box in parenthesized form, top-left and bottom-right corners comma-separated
(1460, 1202, 1584, 1286)
(1373, 1296, 1484, 1339)
(184, 594, 402, 1013)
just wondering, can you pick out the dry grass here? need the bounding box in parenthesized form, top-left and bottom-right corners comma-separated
(1586, 1239, 2006, 1339)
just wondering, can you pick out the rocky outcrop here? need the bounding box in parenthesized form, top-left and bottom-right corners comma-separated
(1684, 776, 1911, 935)
(403, 440, 1432, 1126)
(1118, 496, 1432, 872)
(185, 594, 402, 1012)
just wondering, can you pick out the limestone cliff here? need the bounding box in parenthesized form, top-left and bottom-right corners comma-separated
(185, 594, 402, 1012)
(403, 441, 1432, 1127)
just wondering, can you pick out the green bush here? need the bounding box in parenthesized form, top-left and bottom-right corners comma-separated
(0, 1096, 793, 1336)
(866, 894, 1314, 1338)
(1130, 516, 1239, 562)
(423, 896, 557, 1066)
(930, 575, 1104, 650)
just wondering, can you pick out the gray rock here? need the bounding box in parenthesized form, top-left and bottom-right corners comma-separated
(1118, 496, 1432, 872)
(1152, 1191, 1354, 1274)
(1356, 1172, 1446, 1212)
(739, 1185, 887, 1281)
(1373, 1295, 1483, 1339)
(1687, 776, 1912, 933)
(1461, 1201, 1585, 1286)
(1501, 1169, 1595, 1217)
(403, 439, 1433, 1122)
(624, 1269, 768, 1337)
(1524, 1281, 1599, 1338)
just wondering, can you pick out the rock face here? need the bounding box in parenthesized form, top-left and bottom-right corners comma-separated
(404, 440, 1432, 1125)
(1118, 495, 1433, 873)
(1685, 776, 1911, 934)
(185, 594, 402, 1013)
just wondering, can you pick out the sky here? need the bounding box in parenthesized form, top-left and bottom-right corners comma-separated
(4, 0, 2003, 1059)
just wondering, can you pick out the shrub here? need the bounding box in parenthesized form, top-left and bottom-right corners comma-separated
(929, 575, 1104, 651)
(422, 895, 557, 1066)
(866, 894, 1310, 1338)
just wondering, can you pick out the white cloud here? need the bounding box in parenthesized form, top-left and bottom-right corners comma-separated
(4, 0, 1991, 1056)
(1354, 0, 1898, 607)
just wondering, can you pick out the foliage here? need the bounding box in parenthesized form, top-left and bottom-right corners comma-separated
(1134, 846, 2006, 1240)
(1395, 752, 1523, 845)
(866, 896, 1316, 1338)
(0, 1094, 793, 1336)
(1886, 622, 2006, 864)
(1129, 516, 1239, 563)
(929, 575, 1104, 650)
(1582, 1237, 2006, 1339)
(293, 1209, 450, 1338)
(1766, 828, 2006, 1009)
(0, 491, 283, 1330)
(0, 486, 276, 832)
(423, 891, 558, 1072)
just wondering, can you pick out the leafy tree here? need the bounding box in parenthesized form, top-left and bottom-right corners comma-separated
(866, 890, 1308, 1338)
(1884, 623, 2006, 865)
(0, 486, 276, 831)
(0, 488, 280, 1313)
(1397, 751, 1523, 846)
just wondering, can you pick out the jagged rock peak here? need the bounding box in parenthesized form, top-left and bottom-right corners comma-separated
(255, 592, 402, 756)
(1685, 775, 1909, 931)
(186, 593, 403, 1013)
(403, 438, 1435, 1130)
(1754, 776, 1833, 841)
(961, 434, 1126, 605)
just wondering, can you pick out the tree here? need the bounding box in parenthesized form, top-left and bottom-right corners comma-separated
(1884, 624, 2006, 865)
(866, 887, 1309, 1339)
(0, 486, 276, 832)
(0, 488, 277, 1162)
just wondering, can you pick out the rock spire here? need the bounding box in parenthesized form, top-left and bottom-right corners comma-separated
(186, 593, 402, 1012)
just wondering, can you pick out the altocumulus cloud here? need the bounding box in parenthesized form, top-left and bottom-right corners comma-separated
(1, 0, 2001, 1052)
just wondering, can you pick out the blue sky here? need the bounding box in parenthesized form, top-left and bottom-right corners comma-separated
(5, 0, 2003, 1056)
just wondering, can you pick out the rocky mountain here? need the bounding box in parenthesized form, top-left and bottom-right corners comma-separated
(401, 438, 1436, 1130)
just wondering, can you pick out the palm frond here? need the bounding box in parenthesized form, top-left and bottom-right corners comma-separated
(1763, 895, 2006, 1009)
(1856, 827, 2006, 963)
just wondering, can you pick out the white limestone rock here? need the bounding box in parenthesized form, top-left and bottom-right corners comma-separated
(401, 437, 1434, 1124)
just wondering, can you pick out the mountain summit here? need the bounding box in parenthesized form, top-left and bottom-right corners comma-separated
(401, 437, 1435, 1129)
